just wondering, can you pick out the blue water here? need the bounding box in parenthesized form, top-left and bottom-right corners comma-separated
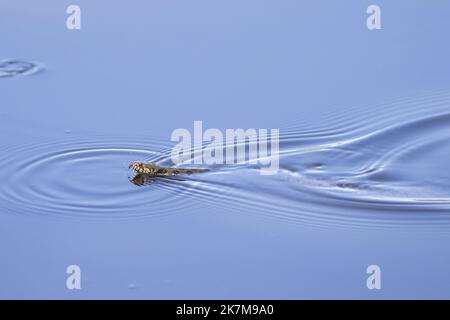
(1, 0, 450, 299)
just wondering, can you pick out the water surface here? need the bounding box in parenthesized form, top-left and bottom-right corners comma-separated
(1, 0, 450, 299)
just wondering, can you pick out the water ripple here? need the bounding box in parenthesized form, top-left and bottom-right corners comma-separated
(141, 91, 450, 230)
(0, 135, 204, 219)
(0, 59, 42, 78)
(1, 91, 450, 230)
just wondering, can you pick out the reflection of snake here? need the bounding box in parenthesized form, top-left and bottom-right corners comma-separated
(129, 162, 208, 186)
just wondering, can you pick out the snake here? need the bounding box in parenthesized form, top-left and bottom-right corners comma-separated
(129, 162, 208, 186)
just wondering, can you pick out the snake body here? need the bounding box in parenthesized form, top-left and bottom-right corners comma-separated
(130, 162, 208, 176)
(129, 162, 208, 186)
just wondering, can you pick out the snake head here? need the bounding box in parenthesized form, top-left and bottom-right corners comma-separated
(129, 162, 157, 174)
(129, 162, 139, 170)
(129, 162, 143, 172)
